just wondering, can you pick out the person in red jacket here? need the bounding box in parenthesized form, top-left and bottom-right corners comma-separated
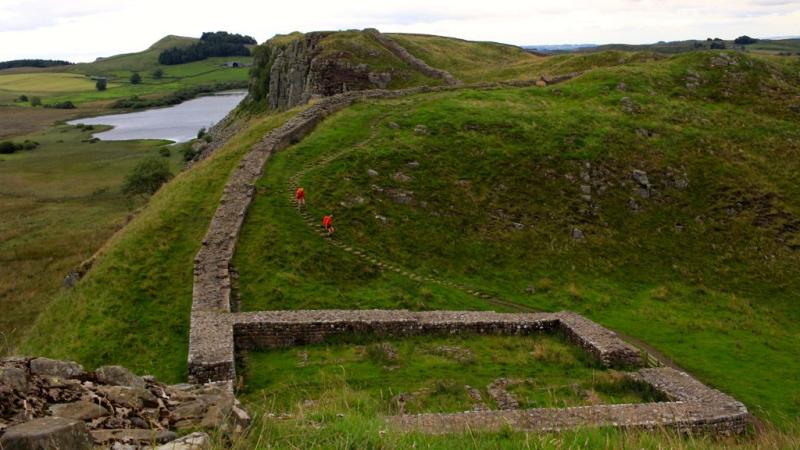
(322, 214, 335, 236)
(295, 186, 306, 207)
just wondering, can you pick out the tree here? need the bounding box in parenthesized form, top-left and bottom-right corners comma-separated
(121, 158, 173, 198)
(152, 68, 164, 79)
(30, 96, 41, 107)
(95, 79, 107, 91)
(734, 35, 758, 45)
(710, 41, 726, 50)
(17, 94, 28, 102)
(130, 72, 142, 84)
(0, 141, 17, 154)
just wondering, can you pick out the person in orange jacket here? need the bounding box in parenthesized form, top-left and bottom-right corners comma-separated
(295, 186, 306, 207)
(322, 214, 335, 236)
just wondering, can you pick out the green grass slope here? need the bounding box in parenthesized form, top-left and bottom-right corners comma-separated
(232, 51, 800, 423)
(18, 109, 300, 381)
(0, 125, 183, 353)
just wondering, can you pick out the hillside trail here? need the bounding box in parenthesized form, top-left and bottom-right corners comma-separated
(284, 118, 678, 371)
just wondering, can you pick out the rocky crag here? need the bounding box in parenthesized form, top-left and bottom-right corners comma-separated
(0, 357, 247, 449)
(251, 29, 460, 109)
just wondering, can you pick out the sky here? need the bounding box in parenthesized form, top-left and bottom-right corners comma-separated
(1, 0, 799, 62)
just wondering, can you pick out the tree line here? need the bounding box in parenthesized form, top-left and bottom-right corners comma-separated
(0, 59, 72, 70)
(158, 32, 256, 65)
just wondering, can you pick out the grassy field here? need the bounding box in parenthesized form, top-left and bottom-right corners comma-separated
(231, 50, 800, 427)
(0, 34, 251, 107)
(17, 108, 300, 380)
(0, 124, 185, 353)
(242, 334, 656, 414)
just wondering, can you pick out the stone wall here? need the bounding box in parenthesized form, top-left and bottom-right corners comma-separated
(189, 310, 641, 384)
(364, 29, 461, 86)
(387, 367, 750, 435)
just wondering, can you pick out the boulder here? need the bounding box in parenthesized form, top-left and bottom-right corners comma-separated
(0, 417, 92, 450)
(406, 161, 420, 169)
(49, 401, 109, 420)
(156, 432, 210, 450)
(98, 385, 157, 409)
(366, 168, 379, 177)
(96, 365, 146, 389)
(571, 227, 585, 241)
(0, 367, 28, 393)
(29, 358, 84, 379)
(414, 124, 429, 135)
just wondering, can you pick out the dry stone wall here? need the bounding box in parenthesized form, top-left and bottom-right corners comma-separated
(189, 310, 640, 384)
(388, 367, 749, 435)
(364, 29, 461, 86)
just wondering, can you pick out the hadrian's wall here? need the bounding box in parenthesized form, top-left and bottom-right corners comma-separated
(186, 34, 749, 437)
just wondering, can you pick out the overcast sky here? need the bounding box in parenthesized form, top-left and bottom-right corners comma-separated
(1, 0, 798, 62)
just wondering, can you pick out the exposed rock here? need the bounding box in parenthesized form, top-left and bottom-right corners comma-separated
(526, 285, 536, 295)
(616, 82, 627, 91)
(620, 96, 640, 113)
(511, 222, 525, 230)
(387, 122, 400, 129)
(367, 168, 379, 177)
(96, 365, 146, 389)
(631, 169, 650, 187)
(97, 386, 157, 410)
(487, 378, 519, 410)
(386, 188, 414, 205)
(156, 432, 210, 450)
(433, 346, 474, 364)
(414, 124, 429, 135)
(375, 215, 388, 224)
(571, 227, 585, 241)
(580, 185, 592, 195)
(29, 358, 84, 379)
(0, 367, 28, 393)
(1, 417, 92, 450)
(49, 401, 109, 421)
(406, 160, 420, 169)
(392, 172, 412, 182)
(91, 429, 176, 445)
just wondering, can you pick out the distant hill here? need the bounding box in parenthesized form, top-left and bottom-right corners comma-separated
(576, 38, 800, 55)
(522, 44, 597, 52)
(67, 35, 199, 74)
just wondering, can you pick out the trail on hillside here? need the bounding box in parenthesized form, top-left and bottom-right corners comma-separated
(283, 119, 676, 370)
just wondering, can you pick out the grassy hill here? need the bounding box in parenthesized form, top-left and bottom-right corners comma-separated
(11, 30, 800, 447)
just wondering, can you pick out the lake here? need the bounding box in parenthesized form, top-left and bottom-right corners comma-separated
(67, 90, 247, 143)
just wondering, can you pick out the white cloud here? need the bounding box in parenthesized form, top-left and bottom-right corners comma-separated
(0, 0, 798, 61)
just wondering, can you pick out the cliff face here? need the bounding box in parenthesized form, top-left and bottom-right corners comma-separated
(256, 32, 395, 109)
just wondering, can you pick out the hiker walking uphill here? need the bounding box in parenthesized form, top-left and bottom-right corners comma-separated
(295, 186, 306, 207)
(322, 214, 335, 236)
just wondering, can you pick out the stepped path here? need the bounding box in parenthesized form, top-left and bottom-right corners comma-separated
(283, 118, 679, 370)
(284, 119, 531, 314)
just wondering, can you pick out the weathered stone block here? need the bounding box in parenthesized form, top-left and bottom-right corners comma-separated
(0, 417, 92, 450)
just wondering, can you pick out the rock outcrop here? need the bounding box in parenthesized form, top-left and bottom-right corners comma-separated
(0, 357, 244, 448)
(251, 29, 460, 110)
(256, 32, 397, 109)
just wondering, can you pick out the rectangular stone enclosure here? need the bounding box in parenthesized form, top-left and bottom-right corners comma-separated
(187, 309, 749, 435)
